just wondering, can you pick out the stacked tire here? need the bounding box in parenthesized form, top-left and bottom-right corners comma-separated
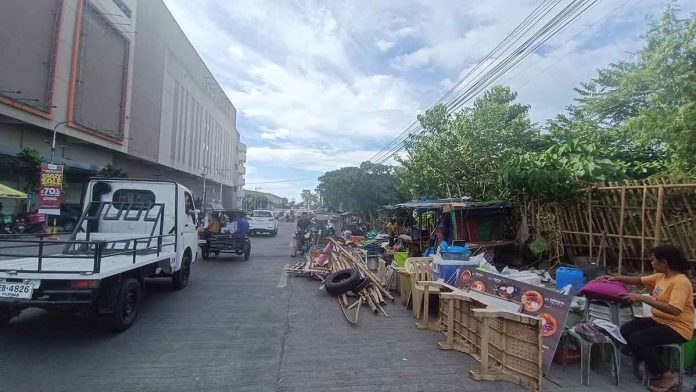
(324, 268, 366, 295)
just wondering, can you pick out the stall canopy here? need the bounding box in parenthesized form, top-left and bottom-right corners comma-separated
(383, 199, 508, 213)
(0, 183, 27, 199)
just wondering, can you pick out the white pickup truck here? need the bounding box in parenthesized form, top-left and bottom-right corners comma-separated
(0, 179, 199, 331)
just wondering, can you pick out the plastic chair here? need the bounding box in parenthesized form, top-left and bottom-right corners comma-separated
(584, 298, 634, 326)
(568, 326, 621, 387)
(641, 343, 684, 388)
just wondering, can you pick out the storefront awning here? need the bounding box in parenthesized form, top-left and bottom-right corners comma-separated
(0, 183, 27, 199)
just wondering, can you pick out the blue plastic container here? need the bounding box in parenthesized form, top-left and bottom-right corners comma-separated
(441, 245, 471, 261)
(434, 257, 479, 284)
(556, 267, 584, 295)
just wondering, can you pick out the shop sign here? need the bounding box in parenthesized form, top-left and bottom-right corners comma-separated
(38, 163, 64, 215)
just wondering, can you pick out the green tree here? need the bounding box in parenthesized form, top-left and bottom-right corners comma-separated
(399, 86, 548, 200)
(317, 161, 403, 217)
(13, 148, 44, 192)
(98, 164, 128, 178)
(300, 189, 319, 210)
(574, 6, 696, 175)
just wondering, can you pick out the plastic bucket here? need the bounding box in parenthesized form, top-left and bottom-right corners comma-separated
(393, 252, 409, 268)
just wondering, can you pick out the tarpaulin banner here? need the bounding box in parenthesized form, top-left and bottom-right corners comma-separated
(38, 163, 64, 215)
(454, 267, 572, 373)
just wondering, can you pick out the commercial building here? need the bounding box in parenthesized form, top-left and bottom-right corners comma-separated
(0, 0, 246, 211)
(242, 189, 286, 210)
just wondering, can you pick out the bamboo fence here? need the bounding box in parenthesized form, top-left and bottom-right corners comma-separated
(528, 178, 696, 274)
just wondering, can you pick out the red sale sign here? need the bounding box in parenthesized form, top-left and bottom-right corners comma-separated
(38, 163, 64, 215)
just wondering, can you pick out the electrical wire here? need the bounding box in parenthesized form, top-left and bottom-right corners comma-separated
(368, 0, 604, 167)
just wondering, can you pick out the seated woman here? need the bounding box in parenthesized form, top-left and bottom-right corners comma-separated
(602, 245, 694, 392)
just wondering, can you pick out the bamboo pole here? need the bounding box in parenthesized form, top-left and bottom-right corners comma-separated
(654, 185, 665, 246)
(588, 190, 593, 261)
(559, 230, 653, 240)
(594, 183, 696, 190)
(618, 186, 626, 274)
(641, 184, 647, 274)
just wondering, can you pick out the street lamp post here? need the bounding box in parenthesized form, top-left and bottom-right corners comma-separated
(50, 121, 72, 164)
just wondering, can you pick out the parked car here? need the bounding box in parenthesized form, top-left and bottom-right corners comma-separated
(56, 203, 82, 232)
(249, 209, 278, 236)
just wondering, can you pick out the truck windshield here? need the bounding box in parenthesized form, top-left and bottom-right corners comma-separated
(252, 211, 272, 217)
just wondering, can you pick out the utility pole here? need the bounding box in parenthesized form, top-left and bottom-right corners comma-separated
(201, 166, 209, 210)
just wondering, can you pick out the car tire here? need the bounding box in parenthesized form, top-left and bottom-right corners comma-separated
(63, 220, 76, 233)
(201, 248, 210, 260)
(172, 253, 192, 290)
(324, 268, 361, 296)
(109, 278, 142, 332)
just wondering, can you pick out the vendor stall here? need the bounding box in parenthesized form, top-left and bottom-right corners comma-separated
(383, 199, 515, 261)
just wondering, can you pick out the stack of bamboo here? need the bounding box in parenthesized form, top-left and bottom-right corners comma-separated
(328, 238, 394, 324)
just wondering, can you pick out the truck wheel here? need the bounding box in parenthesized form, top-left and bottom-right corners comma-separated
(172, 253, 191, 290)
(0, 306, 17, 327)
(110, 278, 142, 332)
(202, 248, 210, 260)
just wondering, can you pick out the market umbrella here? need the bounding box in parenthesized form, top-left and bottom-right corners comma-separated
(0, 183, 27, 199)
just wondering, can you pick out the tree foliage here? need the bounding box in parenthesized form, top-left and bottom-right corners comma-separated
(398, 86, 548, 200)
(98, 164, 128, 178)
(317, 161, 402, 217)
(398, 6, 695, 200)
(13, 148, 44, 192)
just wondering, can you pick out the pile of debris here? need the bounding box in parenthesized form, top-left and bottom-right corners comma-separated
(285, 238, 394, 325)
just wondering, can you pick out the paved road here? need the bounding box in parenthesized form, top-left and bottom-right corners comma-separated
(0, 222, 657, 391)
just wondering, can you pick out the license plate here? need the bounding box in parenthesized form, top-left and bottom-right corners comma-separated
(0, 283, 34, 299)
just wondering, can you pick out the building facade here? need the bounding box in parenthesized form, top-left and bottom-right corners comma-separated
(0, 0, 246, 209)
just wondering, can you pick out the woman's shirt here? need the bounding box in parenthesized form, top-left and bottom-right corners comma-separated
(641, 273, 694, 340)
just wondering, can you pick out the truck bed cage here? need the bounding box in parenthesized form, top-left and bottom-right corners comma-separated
(0, 201, 175, 275)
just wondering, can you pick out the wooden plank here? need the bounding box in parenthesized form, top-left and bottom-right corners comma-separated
(641, 184, 647, 274)
(587, 190, 593, 261)
(655, 185, 665, 246)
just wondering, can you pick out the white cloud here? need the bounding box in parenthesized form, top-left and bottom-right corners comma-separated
(247, 146, 380, 173)
(162, 0, 696, 198)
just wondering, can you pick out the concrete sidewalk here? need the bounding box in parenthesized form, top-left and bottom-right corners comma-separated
(280, 272, 694, 391)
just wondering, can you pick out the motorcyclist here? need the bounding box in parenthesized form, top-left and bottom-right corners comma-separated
(296, 212, 311, 231)
(292, 212, 312, 257)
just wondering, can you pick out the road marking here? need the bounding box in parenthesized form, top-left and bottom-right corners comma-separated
(277, 264, 289, 288)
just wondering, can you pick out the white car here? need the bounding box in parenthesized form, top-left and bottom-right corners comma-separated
(249, 210, 278, 236)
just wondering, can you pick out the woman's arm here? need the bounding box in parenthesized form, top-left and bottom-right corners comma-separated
(599, 274, 643, 286)
(623, 293, 682, 316)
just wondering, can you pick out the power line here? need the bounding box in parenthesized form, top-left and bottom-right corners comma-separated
(366, 0, 563, 165)
(369, 0, 603, 167)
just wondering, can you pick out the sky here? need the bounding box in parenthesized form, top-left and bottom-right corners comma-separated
(162, 0, 696, 202)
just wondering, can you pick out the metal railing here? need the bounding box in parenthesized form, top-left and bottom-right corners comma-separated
(0, 234, 176, 275)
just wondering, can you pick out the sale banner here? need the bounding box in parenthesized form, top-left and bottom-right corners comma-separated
(38, 163, 64, 215)
(454, 266, 572, 374)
